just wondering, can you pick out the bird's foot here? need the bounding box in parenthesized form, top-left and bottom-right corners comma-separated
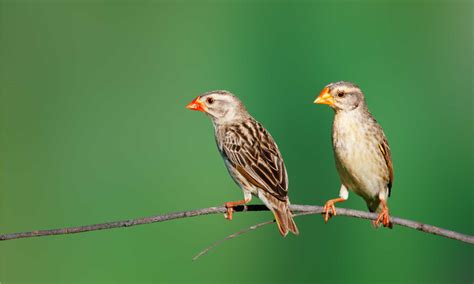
(375, 201, 391, 227)
(322, 197, 345, 223)
(323, 201, 336, 223)
(224, 199, 250, 221)
(224, 203, 234, 221)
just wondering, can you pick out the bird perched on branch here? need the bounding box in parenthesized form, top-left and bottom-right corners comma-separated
(314, 81, 394, 227)
(186, 90, 299, 236)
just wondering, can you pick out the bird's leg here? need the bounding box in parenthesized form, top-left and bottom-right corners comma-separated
(224, 197, 251, 221)
(375, 199, 391, 227)
(323, 184, 349, 223)
(323, 198, 346, 223)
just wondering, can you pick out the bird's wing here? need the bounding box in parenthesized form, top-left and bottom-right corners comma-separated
(221, 121, 288, 201)
(378, 135, 394, 196)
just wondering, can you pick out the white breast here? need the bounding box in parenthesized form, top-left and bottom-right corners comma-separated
(332, 111, 385, 200)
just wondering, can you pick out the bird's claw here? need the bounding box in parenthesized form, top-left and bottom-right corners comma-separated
(323, 201, 337, 223)
(224, 203, 234, 221)
(223, 199, 250, 221)
(375, 207, 390, 227)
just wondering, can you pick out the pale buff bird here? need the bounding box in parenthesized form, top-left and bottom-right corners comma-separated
(186, 90, 299, 236)
(314, 81, 394, 227)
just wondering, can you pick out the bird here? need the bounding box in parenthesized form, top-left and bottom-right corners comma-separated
(314, 81, 394, 227)
(186, 90, 299, 236)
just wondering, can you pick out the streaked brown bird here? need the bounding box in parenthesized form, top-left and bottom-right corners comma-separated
(314, 81, 394, 227)
(186, 90, 299, 236)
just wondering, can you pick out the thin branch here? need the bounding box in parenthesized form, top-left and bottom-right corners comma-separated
(192, 219, 276, 261)
(0, 204, 472, 246)
(0, 205, 262, 241)
(193, 212, 315, 261)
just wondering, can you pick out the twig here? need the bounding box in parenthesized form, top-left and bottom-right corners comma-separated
(192, 219, 276, 261)
(193, 212, 315, 261)
(0, 204, 472, 246)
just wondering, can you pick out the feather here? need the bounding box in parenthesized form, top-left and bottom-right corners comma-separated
(379, 137, 394, 196)
(219, 120, 288, 201)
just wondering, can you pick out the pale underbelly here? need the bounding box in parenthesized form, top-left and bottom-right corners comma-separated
(336, 150, 384, 201)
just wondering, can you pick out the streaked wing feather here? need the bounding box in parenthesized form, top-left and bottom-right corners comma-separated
(379, 136, 394, 197)
(221, 121, 288, 201)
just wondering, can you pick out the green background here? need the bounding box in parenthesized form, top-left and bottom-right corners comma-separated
(0, 0, 472, 283)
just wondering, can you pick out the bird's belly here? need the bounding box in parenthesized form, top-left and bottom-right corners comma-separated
(334, 132, 382, 200)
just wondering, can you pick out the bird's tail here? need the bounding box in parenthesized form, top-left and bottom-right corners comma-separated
(272, 201, 299, 237)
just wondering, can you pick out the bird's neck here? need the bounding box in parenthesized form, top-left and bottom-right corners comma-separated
(334, 102, 368, 117)
(334, 106, 365, 127)
(210, 111, 252, 127)
(333, 105, 374, 140)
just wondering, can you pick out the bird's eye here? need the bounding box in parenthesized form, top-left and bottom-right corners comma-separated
(337, 92, 345, 98)
(206, 97, 214, 104)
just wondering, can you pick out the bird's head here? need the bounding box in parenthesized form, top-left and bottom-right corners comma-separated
(314, 81, 366, 112)
(186, 90, 249, 124)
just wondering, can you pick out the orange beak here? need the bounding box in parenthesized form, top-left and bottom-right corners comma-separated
(314, 87, 335, 107)
(186, 96, 206, 112)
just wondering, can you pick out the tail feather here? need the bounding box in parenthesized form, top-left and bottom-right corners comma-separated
(258, 191, 299, 237)
(272, 206, 299, 237)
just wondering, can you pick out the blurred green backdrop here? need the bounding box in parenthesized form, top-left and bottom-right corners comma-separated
(0, 0, 472, 283)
